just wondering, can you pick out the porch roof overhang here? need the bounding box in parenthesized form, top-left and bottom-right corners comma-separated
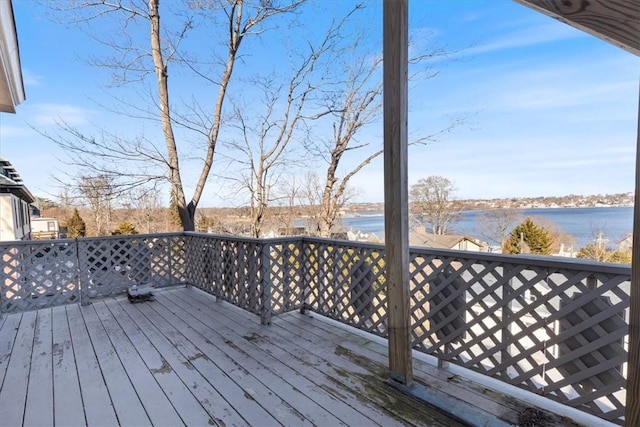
(0, 0, 24, 113)
(514, 0, 640, 56)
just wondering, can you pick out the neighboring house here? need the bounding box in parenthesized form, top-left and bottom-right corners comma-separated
(31, 217, 63, 240)
(0, 158, 34, 240)
(409, 229, 484, 252)
(0, 3, 29, 241)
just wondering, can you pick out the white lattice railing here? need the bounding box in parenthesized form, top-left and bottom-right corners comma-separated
(0, 232, 631, 424)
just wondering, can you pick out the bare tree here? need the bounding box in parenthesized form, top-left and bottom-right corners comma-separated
(273, 174, 302, 235)
(43, 0, 307, 231)
(479, 209, 523, 249)
(124, 186, 163, 234)
(299, 170, 352, 235)
(410, 176, 461, 235)
(312, 53, 382, 237)
(78, 175, 115, 236)
(225, 7, 358, 237)
(227, 72, 312, 237)
(306, 22, 465, 237)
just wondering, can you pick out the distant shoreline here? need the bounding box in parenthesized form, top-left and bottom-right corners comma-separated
(344, 192, 634, 215)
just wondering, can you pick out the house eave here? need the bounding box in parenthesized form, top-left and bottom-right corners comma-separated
(0, 0, 25, 113)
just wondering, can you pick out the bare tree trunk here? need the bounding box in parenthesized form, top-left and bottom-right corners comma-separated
(150, 0, 194, 230)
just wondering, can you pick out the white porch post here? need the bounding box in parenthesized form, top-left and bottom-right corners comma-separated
(383, 0, 412, 385)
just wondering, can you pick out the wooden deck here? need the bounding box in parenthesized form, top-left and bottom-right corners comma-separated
(0, 286, 572, 426)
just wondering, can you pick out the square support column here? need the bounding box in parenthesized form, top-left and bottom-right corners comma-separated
(625, 82, 640, 427)
(383, 0, 412, 385)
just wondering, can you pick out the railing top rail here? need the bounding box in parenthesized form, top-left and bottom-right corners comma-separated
(2, 232, 187, 247)
(184, 231, 305, 245)
(3, 231, 629, 275)
(297, 235, 630, 274)
(76, 232, 186, 242)
(0, 238, 77, 247)
(300, 236, 387, 251)
(406, 244, 631, 274)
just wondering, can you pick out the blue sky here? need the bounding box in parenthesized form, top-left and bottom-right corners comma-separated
(1, 0, 638, 206)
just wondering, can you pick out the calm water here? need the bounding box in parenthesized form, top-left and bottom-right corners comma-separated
(341, 207, 634, 249)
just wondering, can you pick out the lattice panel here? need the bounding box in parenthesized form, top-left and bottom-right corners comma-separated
(409, 251, 629, 425)
(266, 241, 306, 315)
(168, 235, 188, 283)
(78, 235, 179, 299)
(185, 235, 264, 315)
(302, 241, 387, 336)
(0, 241, 80, 313)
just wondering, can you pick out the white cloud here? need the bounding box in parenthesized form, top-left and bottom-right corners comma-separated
(30, 103, 92, 127)
(21, 69, 42, 87)
(0, 125, 35, 139)
(464, 20, 586, 56)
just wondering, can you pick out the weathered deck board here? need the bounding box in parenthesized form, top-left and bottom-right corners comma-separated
(146, 294, 333, 426)
(91, 301, 185, 426)
(223, 301, 456, 425)
(169, 287, 459, 427)
(51, 305, 86, 427)
(0, 287, 490, 426)
(284, 305, 518, 422)
(24, 309, 54, 427)
(0, 310, 36, 426)
(158, 291, 377, 426)
(65, 304, 120, 426)
(114, 298, 257, 427)
(80, 303, 152, 426)
(101, 299, 219, 426)
(0, 311, 21, 390)
(281, 303, 580, 426)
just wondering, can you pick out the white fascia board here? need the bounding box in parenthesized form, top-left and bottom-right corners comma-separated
(0, 0, 24, 113)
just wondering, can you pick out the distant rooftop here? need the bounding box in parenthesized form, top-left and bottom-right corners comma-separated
(0, 157, 34, 203)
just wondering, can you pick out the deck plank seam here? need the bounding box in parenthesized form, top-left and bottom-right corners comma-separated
(71, 303, 123, 426)
(146, 294, 297, 426)
(57, 305, 87, 427)
(110, 297, 245, 427)
(0, 312, 21, 391)
(164, 289, 397, 427)
(92, 300, 186, 426)
(155, 290, 348, 426)
(22, 310, 40, 426)
(131, 296, 258, 426)
(177, 289, 453, 427)
(103, 297, 217, 426)
(24, 308, 55, 426)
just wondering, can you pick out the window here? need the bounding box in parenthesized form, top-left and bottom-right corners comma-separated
(47, 221, 56, 231)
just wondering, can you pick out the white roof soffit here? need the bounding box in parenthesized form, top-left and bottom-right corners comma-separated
(514, 0, 640, 57)
(0, 0, 24, 113)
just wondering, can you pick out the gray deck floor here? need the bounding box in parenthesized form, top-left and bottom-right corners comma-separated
(0, 286, 555, 426)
